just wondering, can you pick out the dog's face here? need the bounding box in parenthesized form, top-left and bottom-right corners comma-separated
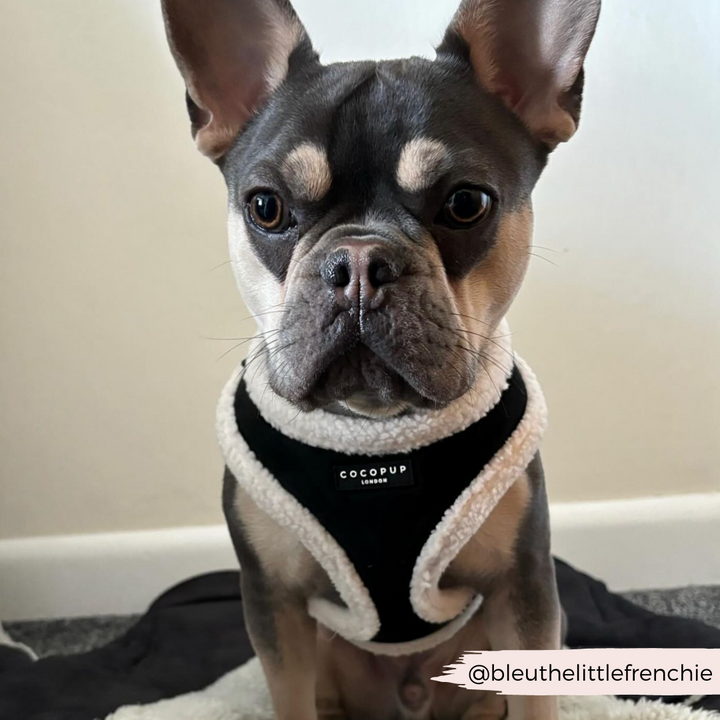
(224, 57, 544, 412)
(163, 0, 600, 412)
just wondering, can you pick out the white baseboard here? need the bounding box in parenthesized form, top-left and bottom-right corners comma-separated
(0, 525, 239, 621)
(1, 493, 719, 621)
(549, 492, 720, 593)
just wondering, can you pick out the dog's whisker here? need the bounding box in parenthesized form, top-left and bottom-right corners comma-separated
(527, 251, 559, 267)
(459, 343, 514, 376)
(207, 259, 234, 273)
(427, 318, 516, 362)
(239, 304, 295, 325)
(217, 339, 257, 361)
(216, 330, 282, 361)
(530, 244, 562, 254)
(205, 328, 281, 343)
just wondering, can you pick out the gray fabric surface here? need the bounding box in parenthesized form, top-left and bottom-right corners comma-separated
(5, 615, 140, 658)
(4, 586, 719, 658)
(624, 586, 720, 631)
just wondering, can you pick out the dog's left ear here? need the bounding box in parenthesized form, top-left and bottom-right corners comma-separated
(438, 0, 601, 148)
(161, 0, 317, 160)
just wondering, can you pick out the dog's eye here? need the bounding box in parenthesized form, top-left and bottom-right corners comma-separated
(248, 191, 292, 233)
(440, 188, 493, 228)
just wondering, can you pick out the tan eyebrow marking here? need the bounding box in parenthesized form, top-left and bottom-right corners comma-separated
(396, 137, 451, 193)
(282, 142, 332, 202)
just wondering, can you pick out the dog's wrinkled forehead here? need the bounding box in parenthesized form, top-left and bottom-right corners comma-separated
(222, 56, 543, 223)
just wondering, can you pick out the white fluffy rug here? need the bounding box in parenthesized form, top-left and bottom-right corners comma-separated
(105, 658, 718, 720)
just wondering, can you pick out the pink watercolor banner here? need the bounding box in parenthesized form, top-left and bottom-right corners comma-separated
(431, 649, 720, 696)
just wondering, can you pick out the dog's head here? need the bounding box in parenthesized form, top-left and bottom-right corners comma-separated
(163, 0, 599, 413)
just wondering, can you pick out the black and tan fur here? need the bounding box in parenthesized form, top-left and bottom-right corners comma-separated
(161, 0, 601, 718)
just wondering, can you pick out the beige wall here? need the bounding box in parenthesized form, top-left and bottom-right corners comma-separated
(1, 0, 718, 541)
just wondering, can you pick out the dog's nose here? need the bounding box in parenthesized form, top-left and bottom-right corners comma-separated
(321, 241, 401, 308)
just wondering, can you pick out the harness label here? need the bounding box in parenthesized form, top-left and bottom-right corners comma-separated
(334, 460, 415, 491)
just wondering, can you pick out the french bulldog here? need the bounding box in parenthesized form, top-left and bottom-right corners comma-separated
(161, 0, 601, 718)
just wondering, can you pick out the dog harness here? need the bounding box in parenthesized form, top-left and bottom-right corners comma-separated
(217, 347, 546, 656)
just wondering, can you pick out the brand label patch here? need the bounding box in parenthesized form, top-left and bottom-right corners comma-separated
(334, 461, 415, 491)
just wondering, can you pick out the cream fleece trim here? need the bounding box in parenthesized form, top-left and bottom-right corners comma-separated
(410, 359, 547, 623)
(217, 369, 380, 642)
(0, 622, 37, 661)
(350, 594, 484, 657)
(217, 333, 546, 647)
(243, 319, 515, 455)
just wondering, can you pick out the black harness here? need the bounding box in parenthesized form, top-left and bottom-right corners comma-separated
(232, 364, 527, 645)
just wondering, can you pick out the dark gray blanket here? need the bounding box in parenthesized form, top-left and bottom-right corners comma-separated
(1, 560, 718, 720)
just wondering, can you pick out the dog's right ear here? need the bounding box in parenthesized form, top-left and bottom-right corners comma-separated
(161, 0, 317, 161)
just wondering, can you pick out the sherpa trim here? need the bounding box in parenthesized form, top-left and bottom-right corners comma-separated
(218, 327, 546, 650)
(217, 369, 380, 641)
(243, 319, 516, 456)
(0, 622, 37, 661)
(351, 594, 484, 657)
(411, 359, 548, 623)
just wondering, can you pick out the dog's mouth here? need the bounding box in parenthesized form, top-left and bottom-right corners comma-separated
(263, 304, 478, 414)
(305, 345, 428, 413)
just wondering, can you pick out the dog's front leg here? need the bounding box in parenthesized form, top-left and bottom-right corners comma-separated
(483, 580, 561, 720)
(483, 461, 562, 720)
(241, 570, 319, 720)
(225, 474, 322, 720)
